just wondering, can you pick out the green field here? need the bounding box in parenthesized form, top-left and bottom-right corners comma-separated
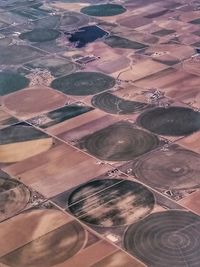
(19, 28, 61, 42)
(104, 35, 148, 49)
(51, 72, 116, 95)
(81, 4, 126, 17)
(0, 72, 29, 96)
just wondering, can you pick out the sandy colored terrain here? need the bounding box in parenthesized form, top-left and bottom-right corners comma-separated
(3, 143, 112, 197)
(2, 86, 69, 119)
(0, 138, 53, 163)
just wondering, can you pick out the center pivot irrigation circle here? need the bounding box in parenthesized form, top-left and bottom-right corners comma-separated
(79, 121, 159, 161)
(81, 4, 126, 17)
(124, 210, 200, 267)
(91, 92, 151, 114)
(68, 178, 155, 227)
(0, 176, 30, 222)
(133, 147, 200, 190)
(0, 210, 87, 267)
(137, 107, 200, 136)
(19, 28, 61, 42)
(51, 72, 116, 96)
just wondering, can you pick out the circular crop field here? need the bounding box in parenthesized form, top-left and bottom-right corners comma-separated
(25, 57, 77, 77)
(81, 4, 126, 17)
(133, 146, 200, 190)
(124, 210, 200, 267)
(0, 176, 30, 222)
(0, 210, 87, 267)
(137, 107, 200, 136)
(19, 28, 61, 42)
(91, 92, 151, 114)
(51, 72, 116, 96)
(3, 87, 67, 119)
(0, 72, 29, 96)
(79, 121, 159, 161)
(68, 178, 155, 227)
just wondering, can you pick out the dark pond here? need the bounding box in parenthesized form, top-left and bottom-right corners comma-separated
(66, 25, 109, 48)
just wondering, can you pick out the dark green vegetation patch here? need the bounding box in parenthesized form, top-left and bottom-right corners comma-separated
(0, 124, 49, 145)
(81, 4, 126, 17)
(51, 72, 116, 96)
(152, 29, 176, 36)
(19, 28, 61, 42)
(0, 72, 29, 96)
(104, 35, 148, 49)
(29, 104, 94, 129)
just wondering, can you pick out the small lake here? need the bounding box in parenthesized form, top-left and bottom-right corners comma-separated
(66, 25, 109, 48)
